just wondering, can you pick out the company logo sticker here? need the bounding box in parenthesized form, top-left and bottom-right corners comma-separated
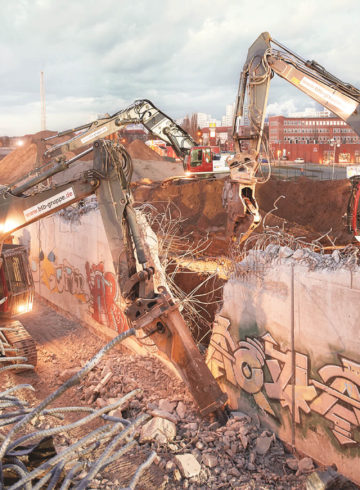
(80, 126, 108, 144)
(24, 188, 75, 221)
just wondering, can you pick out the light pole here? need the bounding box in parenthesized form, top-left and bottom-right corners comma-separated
(329, 138, 340, 179)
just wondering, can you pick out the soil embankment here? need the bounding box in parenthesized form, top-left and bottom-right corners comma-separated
(132, 176, 355, 252)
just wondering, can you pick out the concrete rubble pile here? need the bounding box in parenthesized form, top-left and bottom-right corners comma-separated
(237, 244, 359, 273)
(0, 330, 161, 489)
(56, 348, 344, 489)
(1, 330, 319, 489)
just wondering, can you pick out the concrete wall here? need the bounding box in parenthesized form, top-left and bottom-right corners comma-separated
(206, 256, 360, 484)
(18, 207, 131, 341)
(18, 205, 360, 483)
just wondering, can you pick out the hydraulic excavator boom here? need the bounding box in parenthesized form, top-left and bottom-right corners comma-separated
(0, 139, 227, 419)
(227, 32, 360, 241)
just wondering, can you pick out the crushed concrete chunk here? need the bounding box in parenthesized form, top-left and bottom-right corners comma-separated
(255, 435, 273, 455)
(139, 416, 176, 444)
(176, 401, 187, 419)
(332, 249, 340, 263)
(148, 408, 179, 424)
(286, 457, 298, 471)
(239, 432, 249, 450)
(202, 453, 218, 468)
(175, 453, 201, 478)
(165, 461, 176, 473)
(173, 468, 182, 481)
(59, 367, 79, 381)
(230, 410, 250, 422)
(159, 398, 177, 412)
(292, 248, 305, 260)
(279, 246, 294, 258)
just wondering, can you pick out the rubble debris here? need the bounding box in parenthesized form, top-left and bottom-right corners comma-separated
(58, 196, 98, 222)
(255, 432, 273, 455)
(174, 453, 201, 478)
(139, 417, 177, 444)
(286, 456, 299, 471)
(4, 297, 358, 488)
(0, 328, 160, 489)
(159, 398, 177, 412)
(176, 401, 187, 419)
(202, 453, 218, 468)
(234, 240, 359, 276)
(297, 457, 315, 475)
(148, 407, 179, 424)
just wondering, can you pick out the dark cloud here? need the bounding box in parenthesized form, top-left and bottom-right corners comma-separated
(1, 0, 359, 135)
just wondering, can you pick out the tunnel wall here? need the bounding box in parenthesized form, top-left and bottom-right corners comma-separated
(206, 260, 360, 484)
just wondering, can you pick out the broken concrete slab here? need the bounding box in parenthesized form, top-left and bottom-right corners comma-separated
(202, 453, 218, 468)
(174, 453, 201, 478)
(139, 416, 176, 444)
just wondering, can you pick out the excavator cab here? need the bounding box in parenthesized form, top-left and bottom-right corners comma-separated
(0, 244, 37, 367)
(0, 244, 34, 318)
(185, 147, 213, 175)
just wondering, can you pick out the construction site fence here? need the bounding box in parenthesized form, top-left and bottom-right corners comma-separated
(263, 162, 348, 181)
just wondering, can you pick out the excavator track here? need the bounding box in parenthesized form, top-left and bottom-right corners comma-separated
(2, 320, 37, 369)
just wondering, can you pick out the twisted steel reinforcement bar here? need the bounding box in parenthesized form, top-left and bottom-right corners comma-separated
(0, 327, 160, 489)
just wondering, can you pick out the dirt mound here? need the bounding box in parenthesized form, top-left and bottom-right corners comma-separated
(0, 142, 38, 184)
(132, 176, 355, 255)
(127, 139, 163, 161)
(257, 177, 353, 244)
(132, 178, 229, 255)
(0, 130, 95, 185)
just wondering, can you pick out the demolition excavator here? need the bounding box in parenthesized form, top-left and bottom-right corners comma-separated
(2, 33, 360, 418)
(225, 31, 360, 242)
(0, 137, 227, 420)
(43, 99, 222, 176)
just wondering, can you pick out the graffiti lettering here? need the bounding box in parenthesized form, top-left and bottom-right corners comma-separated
(206, 316, 360, 446)
(42, 257, 88, 303)
(85, 261, 128, 333)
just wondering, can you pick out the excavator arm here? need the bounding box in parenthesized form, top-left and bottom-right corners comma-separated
(0, 140, 227, 419)
(235, 32, 360, 160)
(44, 99, 198, 161)
(228, 32, 360, 240)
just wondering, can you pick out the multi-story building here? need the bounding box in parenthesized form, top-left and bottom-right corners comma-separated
(269, 115, 360, 164)
(222, 103, 235, 127)
(200, 126, 233, 150)
(288, 108, 331, 118)
(197, 112, 212, 128)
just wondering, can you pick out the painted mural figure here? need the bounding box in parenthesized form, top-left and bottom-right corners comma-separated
(85, 261, 128, 333)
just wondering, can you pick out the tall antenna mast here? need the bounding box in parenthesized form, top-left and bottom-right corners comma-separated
(40, 71, 46, 131)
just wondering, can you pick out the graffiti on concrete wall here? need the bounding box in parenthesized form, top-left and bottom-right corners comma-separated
(38, 252, 128, 333)
(41, 256, 88, 303)
(207, 316, 360, 446)
(85, 261, 128, 333)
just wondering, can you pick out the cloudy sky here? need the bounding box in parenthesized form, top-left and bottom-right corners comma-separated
(1, 0, 359, 136)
